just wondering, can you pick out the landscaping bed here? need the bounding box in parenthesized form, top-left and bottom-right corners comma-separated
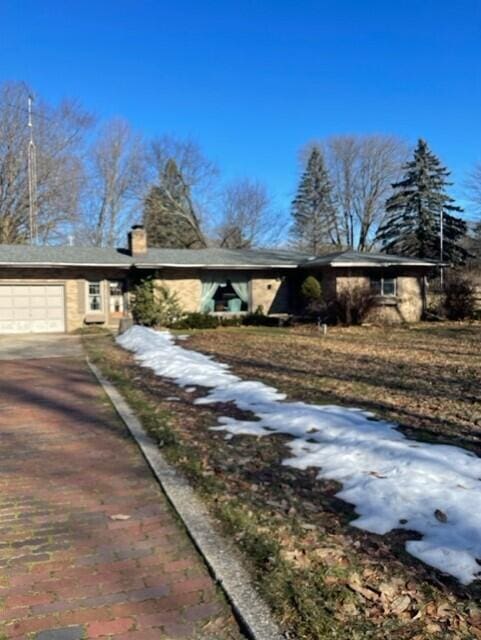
(83, 323, 481, 640)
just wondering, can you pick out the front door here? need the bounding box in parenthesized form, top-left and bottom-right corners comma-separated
(108, 281, 125, 322)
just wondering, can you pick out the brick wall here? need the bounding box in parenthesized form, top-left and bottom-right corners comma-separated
(250, 272, 290, 314)
(153, 269, 202, 313)
(0, 268, 128, 332)
(306, 267, 427, 323)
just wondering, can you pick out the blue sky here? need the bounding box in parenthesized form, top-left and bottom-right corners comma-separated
(1, 0, 480, 218)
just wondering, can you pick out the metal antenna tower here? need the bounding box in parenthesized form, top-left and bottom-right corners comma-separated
(27, 95, 39, 245)
(440, 202, 444, 288)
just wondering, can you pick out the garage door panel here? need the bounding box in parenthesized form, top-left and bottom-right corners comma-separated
(0, 285, 65, 334)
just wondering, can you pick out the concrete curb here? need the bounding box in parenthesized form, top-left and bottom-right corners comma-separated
(87, 359, 285, 640)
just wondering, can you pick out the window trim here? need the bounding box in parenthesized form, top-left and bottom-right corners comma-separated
(86, 280, 104, 314)
(108, 280, 125, 315)
(371, 276, 397, 297)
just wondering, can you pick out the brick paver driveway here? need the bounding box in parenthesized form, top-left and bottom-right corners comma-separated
(0, 349, 242, 639)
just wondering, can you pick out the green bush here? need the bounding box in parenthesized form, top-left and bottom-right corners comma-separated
(300, 275, 326, 318)
(220, 315, 243, 327)
(170, 312, 220, 329)
(131, 278, 182, 327)
(242, 306, 280, 326)
(301, 275, 322, 304)
(443, 274, 476, 320)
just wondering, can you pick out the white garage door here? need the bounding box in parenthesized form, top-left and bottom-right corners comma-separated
(0, 285, 66, 334)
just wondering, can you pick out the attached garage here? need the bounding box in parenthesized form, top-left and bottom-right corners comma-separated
(0, 285, 65, 334)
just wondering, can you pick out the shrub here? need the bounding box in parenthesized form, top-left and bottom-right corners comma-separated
(131, 278, 182, 327)
(301, 275, 322, 303)
(300, 275, 326, 317)
(220, 315, 243, 327)
(170, 312, 219, 330)
(335, 284, 375, 325)
(242, 306, 280, 327)
(443, 274, 476, 320)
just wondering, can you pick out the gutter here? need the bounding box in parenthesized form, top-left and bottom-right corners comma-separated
(302, 261, 439, 268)
(135, 263, 299, 269)
(0, 262, 132, 268)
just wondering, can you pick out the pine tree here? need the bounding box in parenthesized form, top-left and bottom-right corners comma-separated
(291, 147, 339, 254)
(144, 159, 206, 248)
(376, 139, 468, 263)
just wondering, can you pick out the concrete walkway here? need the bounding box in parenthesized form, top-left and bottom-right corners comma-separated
(0, 334, 83, 360)
(0, 355, 241, 639)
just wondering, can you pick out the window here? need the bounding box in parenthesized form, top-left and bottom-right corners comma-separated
(88, 281, 102, 312)
(212, 280, 249, 313)
(109, 281, 124, 314)
(200, 275, 250, 313)
(371, 277, 397, 297)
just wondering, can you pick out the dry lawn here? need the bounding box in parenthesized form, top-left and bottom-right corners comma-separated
(85, 322, 481, 640)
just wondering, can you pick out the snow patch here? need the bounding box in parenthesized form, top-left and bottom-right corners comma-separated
(117, 325, 481, 584)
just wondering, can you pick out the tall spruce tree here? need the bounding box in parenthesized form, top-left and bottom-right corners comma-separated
(144, 159, 206, 248)
(376, 139, 468, 263)
(291, 147, 339, 254)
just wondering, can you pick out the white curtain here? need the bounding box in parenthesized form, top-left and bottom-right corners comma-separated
(230, 278, 249, 304)
(200, 280, 219, 312)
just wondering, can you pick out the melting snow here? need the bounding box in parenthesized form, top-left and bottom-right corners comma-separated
(117, 325, 481, 584)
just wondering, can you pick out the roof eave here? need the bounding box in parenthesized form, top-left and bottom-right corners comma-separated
(0, 262, 132, 268)
(330, 261, 438, 267)
(303, 261, 439, 268)
(134, 263, 299, 269)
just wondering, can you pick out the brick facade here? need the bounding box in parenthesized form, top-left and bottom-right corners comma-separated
(316, 267, 426, 323)
(250, 271, 290, 314)
(0, 263, 429, 331)
(0, 268, 128, 332)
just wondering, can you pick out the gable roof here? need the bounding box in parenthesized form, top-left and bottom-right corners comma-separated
(0, 244, 437, 270)
(0, 244, 133, 267)
(302, 250, 438, 268)
(135, 247, 311, 268)
(0, 244, 311, 269)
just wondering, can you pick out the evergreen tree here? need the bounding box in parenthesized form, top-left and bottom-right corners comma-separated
(144, 159, 206, 248)
(376, 139, 468, 263)
(291, 147, 339, 254)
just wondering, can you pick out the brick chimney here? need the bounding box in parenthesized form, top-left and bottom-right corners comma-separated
(128, 225, 147, 256)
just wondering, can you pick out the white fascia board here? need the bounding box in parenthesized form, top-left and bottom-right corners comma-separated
(0, 262, 131, 268)
(329, 261, 437, 268)
(135, 263, 299, 269)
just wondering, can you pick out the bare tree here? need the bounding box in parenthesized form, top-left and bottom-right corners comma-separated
(466, 163, 481, 218)
(215, 179, 282, 249)
(81, 119, 147, 246)
(0, 81, 93, 244)
(302, 135, 407, 250)
(464, 164, 481, 262)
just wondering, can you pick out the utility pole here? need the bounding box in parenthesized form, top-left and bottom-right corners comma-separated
(27, 95, 38, 245)
(439, 202, 444, 288)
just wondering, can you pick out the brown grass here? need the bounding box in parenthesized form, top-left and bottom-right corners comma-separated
(84, 322, 481, 640)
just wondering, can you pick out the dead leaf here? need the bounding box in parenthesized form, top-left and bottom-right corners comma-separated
(426, 623, 442, 633)
(436, 600, 453, 619)
(390, 594, 411, 615)
(378, 581, 399, 600)
(434, 509, 448, 523)
(347, 574, 379, 601)
(368, 471, 387, 479)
